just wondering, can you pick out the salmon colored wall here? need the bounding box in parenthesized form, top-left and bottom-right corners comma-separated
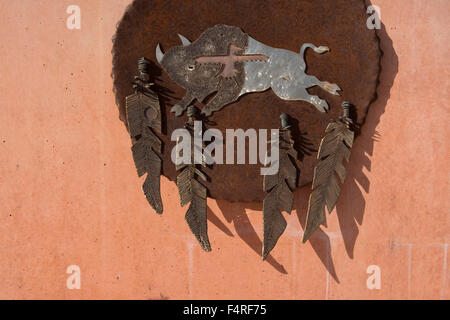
(0, 0, 448, 299)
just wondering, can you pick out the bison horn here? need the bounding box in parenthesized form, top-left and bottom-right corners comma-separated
(156, 44, 164, 64)
(178, 34, 191, 46)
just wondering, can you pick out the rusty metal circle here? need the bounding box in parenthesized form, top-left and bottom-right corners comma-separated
(112, 0, 381, 202)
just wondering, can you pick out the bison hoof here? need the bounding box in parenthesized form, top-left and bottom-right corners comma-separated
(201, 108, 212, 117)
(324, 82, 342, 96)
(310, 96, 329, 113)
(316, 100, 329, 113)
(171, 104, 185, 116)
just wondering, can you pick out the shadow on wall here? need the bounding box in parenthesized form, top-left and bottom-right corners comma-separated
(208, 3, 399, 280)
(214, 201, 288, 274)
(295, 9, 399, 281)
(334, 0, 399, 263)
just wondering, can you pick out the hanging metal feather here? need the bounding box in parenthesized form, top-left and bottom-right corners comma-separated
(176, 106, 211, 252)
(126, 57, 163, 214)
(262, 113, 298, 260)
(302, 102, 355, 242)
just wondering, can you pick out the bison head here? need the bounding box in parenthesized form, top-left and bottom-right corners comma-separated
(155, 35, 221, 101)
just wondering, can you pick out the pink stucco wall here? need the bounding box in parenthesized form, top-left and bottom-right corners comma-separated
(0, 0, 448, 299)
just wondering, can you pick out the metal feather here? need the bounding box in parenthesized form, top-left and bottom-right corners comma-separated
(176, 107, 211, 252)
(302, 102, 355, 242)
(126, 57, 163, 214)
(262, 114, 298, 260)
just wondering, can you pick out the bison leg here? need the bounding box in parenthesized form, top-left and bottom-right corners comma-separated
(171, 91, 195, 116)
(271, 76, 329, 112)
(305, 75, 341, 96)
(201, 93, 238, 116)
(201, 81, 240, 116)
(285, 86, 330, 113)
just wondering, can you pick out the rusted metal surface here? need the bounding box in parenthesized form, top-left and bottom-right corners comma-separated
(112, 0, 381, 202)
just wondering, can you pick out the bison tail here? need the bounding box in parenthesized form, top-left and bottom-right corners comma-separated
(300, 43, 330, 62)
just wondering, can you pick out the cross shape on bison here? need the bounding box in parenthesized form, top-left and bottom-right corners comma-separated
(196, 44, 268, 78)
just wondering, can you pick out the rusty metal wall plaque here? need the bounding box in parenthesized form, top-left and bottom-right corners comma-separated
(112, 0, 381, 203)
